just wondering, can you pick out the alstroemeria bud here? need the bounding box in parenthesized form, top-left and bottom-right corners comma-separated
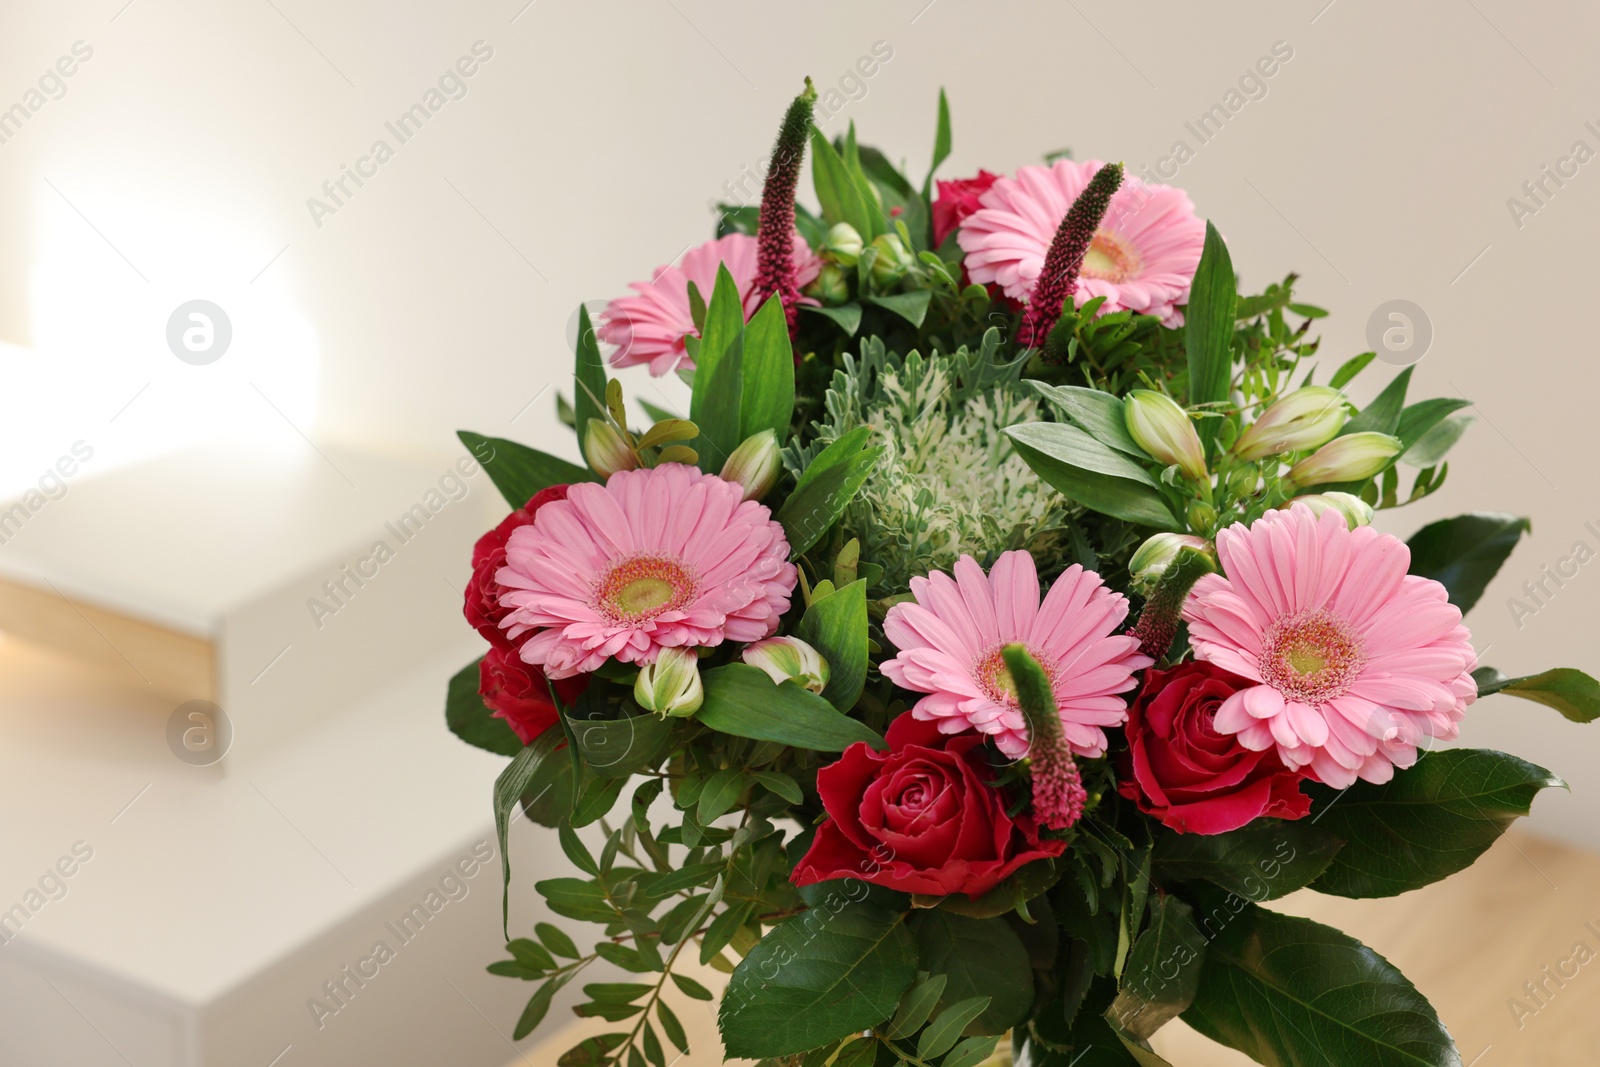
(868, 233, 914, 287)
(1285, 432, 1402, 488)
(1129, 532, 1215, 595)
(741, 636, 829, 695)
(583, 419, 638, 478)
(1125, 390, 1207, 482)
(804, 263, 850, 305)
(634, 647, 703, 717)
(1187, 500, 1218, 534)
(1234, 386, 1349, 460)
(1293, 491, 1374, 528)
(719, 429, 782, 502)
(820, 222, 863, 266)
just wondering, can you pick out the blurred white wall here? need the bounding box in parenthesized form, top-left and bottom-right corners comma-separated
(0, 0, 1597, 848)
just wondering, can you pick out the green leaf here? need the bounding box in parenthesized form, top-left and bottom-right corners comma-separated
(740, 296, 795, 443)
(1182, 901, 1459, 1067)
(569, 707, 674, 779)
(572, 305, 609, 450)
(864, 290, 932, 327)
(811, 124, 879, 240)
(495, 728, 566, 936)
(917, 996, 992, 1061)
(690, 265, 746, 471)
(1152, 819, 1342, 902)
(775, 426, 884, 555)
(1342, 366, 1412, 437)
(922, 87, 952, 200)
(719, 901, 918, 1058)
(536, 922, 579, 958)
(697, 768, 745, 824)
(910, 911, 1033, 1035)
(1005, 422, 1179, 529)
(1395, 397, 1472, 453)
(458, 430, 594, 509)
(1185, 222, 1237, 454)
(557, 824, 598, 876)
(671, 973, 715, 1001)
(444, 657, 523, 757)
(751, 770, 803, 805)
(534, 877, 616, 924)
(801, 302, 863, 336)
(796, 578, 868, 712)
(1107, 895, 1207, 1040)
(1329, 351, 1377, 390)
(942, 1036, 1003, 1067)
(887, 972, 948, 1039)
(1403, 414, 1472, 467)
(1308, 748, 1566, 898)
(1028, 381, 1145, 457)
(1475, 666, 1600, 723)
(513, 974, 571, 1040)
(656, 1001, 689, 1053)
(697, 664, 885, 751)
(1406, 512, 1530, 614)
(557, 1033, 629, 1067)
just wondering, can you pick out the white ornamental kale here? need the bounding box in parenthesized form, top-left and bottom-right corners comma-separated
(786, 333, 1070, 593)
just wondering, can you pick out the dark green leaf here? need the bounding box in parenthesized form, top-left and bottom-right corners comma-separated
(558, 824, 598, 876)
(887, 972, 948, 1039)
(671, 973, 715, 1001)
(796, 579, 868, 712)
(534, 877, 616, 924)
(690, 265, 746, 471)
(719, 901, 917, 1058)
(571, 773, 627, 828)
(1308, 748, 1565, 897)
(1027, 381, 1144, 457)
(752, 770, 803, 805)
(1342, 366, 1412, 436)
(741, 296, 795, 443)
(458, 431, 595, 510)
(811, 125, 879, 239)
(1329, 351, 1377, 390)
(583, 982, 653, 1003)
(536, 922, 579, 958)
(570, 709, 674, 779)
(776, 426, 884, 555)
(1107, 895, 1207, 1039)
(572, 305, 609, 453)
(656, 1000, 689, 1053)
(1403, 414, 1471, 467)
(917, 996, 991, 1060)
(1182, 901, 1459, 1067)
(487, 959, 543, 980)
(801, 302, 863, 336)
(513, 974, 570, 1040)
(445, 657, 523, 757)
(698, 664, 884, 751)
(1475, 666, 1600, 723)
(508, 937, 556, 972)
(1406, 512, 1530, 614)
(495, 728, 566, 936)
(697, 769, 745, 825)
(864, 291, 933, 328)
(1185, 222, 1237, 454)
(910, 911, 1033, 1035)
(1006, 422, 1179, 529)
(557, 1033, 628, 1067)
(1152, 818, 1342, 902)
(1395, 397, 1472, 452)
(922, 87, 952, 199)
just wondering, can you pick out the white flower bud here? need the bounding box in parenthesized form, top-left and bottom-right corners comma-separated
(741, 636, 829, 695)
(1293, 491, 1375, 528)
(820, 222, 863, 267)
(1234, 386, 1349, 461)
(719, 429, 783, 502)
(1129, 533, 1215, 595)
(1125, 390, 1207, 482)
(1285, 432, 1402, 488)
(805, 263, 850, 305)
(634, 647, 703, 718)
(583, 419, 638, 479)
(868, 233, 914, 287)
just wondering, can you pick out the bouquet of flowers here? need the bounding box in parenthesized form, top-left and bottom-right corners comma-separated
(444, 80, 1599, 1067)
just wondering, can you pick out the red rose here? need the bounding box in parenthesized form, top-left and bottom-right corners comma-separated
(478, 645, 587, 744)
(1119, 661, 1311, 835)
(931, 169, 1000, 247)
(464, 485, 569, 649)
(792, 713, 1065, 899)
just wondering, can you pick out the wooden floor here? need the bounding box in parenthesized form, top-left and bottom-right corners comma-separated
(526, 830, 1600, 1066)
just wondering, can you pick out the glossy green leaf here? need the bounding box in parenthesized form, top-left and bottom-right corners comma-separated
(1308, 748, 1565, 898)
(1182, 901, 1459, 1067)
(796, 578, 868, 712)
(557, 824, 597, 876)
(801, 302, 863, 336)
(910, 911, 1034, 1035)
(917, 996, 992, 1060)
(445, 657, 522, 757)
(1028, 381, 1144, 457)
(1107, 895, 1207, 1040)
(718, 901, 917, 1058)
(1152, 818, 1342, 902)
(536, 922, 579, 958)
(1341, 366, 1412, 437)
(458, 431, 594, 509)
(1185, 222, 1237, 454)
(776, 426, 884, 555)
(887, 972, 948, 1039)
(922, 87, 952, 199)
(943, 1036, 1004, 1067)
(697, 664, 884, 751)
(1406, 512, 1530, 614)
(513, 974, 572, 1040)
(697, 768, 745, 824)
(689, 264, 746, 471)
(569, 707, 674, 779)
(1006, 422, 1179, 529)
(740, 295, 794, 443)
(864, 290, 932, 327)
(811, 125, 879, 240)
(1395, 397, 1472, 452)
(1475, 666, 1600, 723)
(572, 305, 608, 451)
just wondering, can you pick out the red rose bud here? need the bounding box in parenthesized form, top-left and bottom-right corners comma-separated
(464, 484, 569, 649)
(479, 645, 587, 744)
(791, 713, 1065, 899)
(1119, 661, 1311, 834)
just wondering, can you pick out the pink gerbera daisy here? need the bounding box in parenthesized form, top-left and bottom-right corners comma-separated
(497, 463, 797, 678)
(882, 551, 1152, 760)
(1183, 504, 1478, 789)
(598, 233, 822, 376)
(957, 160, 1205, 327)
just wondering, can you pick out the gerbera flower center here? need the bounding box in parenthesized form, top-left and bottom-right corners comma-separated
(974, 645, 1052, 705)
(1080, 229, 1140, 283)
(595, 555, 696, 623)
(1258, 608, 1365, 705)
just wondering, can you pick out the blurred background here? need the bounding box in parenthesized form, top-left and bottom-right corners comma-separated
(0, 0, 1596, 1063)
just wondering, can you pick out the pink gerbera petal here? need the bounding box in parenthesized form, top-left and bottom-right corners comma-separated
(1183, 504, 1477, 788)
(498, 464, 798, 678)
(883, 551, 1152, 760)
